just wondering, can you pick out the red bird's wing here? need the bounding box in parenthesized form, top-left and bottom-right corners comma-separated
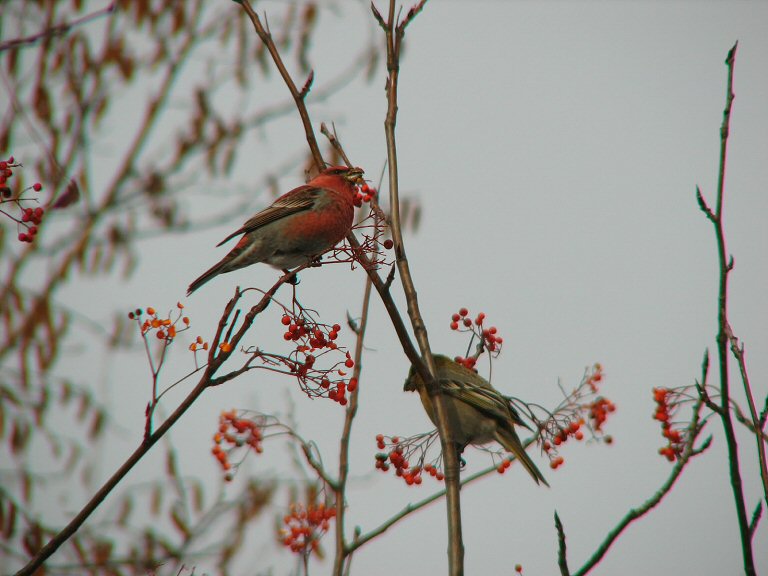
(216, 185, 322, 247)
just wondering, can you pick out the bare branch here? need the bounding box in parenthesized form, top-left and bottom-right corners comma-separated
(693, 40, 755, 575)
(234, 0, 324, 169)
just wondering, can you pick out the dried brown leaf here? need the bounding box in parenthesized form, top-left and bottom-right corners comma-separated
(150, 484, 162, 516)
(191, 482, 204, 513)
(10, 418, 31, 454)
(33, 83, 51, 123)
(52, 179, 80, 209)
(165, 448, 178, 479)
(22, 522, 43, 556)
(2, 500, 17, 540)
(89, 409, 105, 439)
(170, 504, 190, 539)
(116, 496, 133, 527)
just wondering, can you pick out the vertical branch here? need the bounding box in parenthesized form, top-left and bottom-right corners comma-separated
(333, 275, 373, 576)
(372, 2, 465, 574)
(698, 41, 755, 576)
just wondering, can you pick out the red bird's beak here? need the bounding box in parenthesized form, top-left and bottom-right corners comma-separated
(345, 167, 365, 184)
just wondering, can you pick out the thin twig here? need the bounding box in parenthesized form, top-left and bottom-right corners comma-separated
(14, 277, 290, 576)
(0, 3, 116, 53)
(732, 402, 768, 442)
(347, 435, 536, 553)
(572, 401, 709, 576)
(555, 512, 571, 576)
(235, 0, 324, 169)
(748, 501, 763, 540)
(724, 322, 768, 505)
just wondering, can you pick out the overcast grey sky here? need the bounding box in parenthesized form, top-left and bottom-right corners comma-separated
(47, 1, 768, 574)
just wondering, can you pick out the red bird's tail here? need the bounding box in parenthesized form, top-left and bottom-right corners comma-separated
(187, 261, 227, 296)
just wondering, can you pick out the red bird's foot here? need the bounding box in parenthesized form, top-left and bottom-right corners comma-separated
(284, 270, 300, 285)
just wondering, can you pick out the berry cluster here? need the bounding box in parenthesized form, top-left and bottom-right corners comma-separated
(17, 207, 44, 242)
(270, 311, 356, 405)
(374, 434, 443, 485)
(282, 315, 342, 349)
(279, 502, 336, 556)
(585, 363, 604, 391)
(589, 397, 616, 432)
(539, 363, 614, 470)
(0, 156, 45, 243)
(0, 157, 20, 197)
(653, 387, 685, 461)
(495, 456, 517, 474)
(211, 410, 266, 481)
(188, 335, 209, 353)
(449, 308, 504, 368)
(128, 303, 190, 342)
(541, 420, 586, 469)
(353, 182, 377, 207)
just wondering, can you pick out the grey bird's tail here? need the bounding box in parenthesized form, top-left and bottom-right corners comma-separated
(495, 428, 549, 487)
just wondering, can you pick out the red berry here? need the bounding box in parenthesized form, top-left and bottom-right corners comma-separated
(33, 182, 42, 192)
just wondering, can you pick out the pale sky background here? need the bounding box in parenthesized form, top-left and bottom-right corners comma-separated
(31, 1, 768, 574)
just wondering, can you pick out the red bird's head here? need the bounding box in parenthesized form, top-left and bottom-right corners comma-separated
(321, 165, 365, 185)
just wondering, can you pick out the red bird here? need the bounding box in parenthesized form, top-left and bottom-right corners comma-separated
(187, 166, 365, 295)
